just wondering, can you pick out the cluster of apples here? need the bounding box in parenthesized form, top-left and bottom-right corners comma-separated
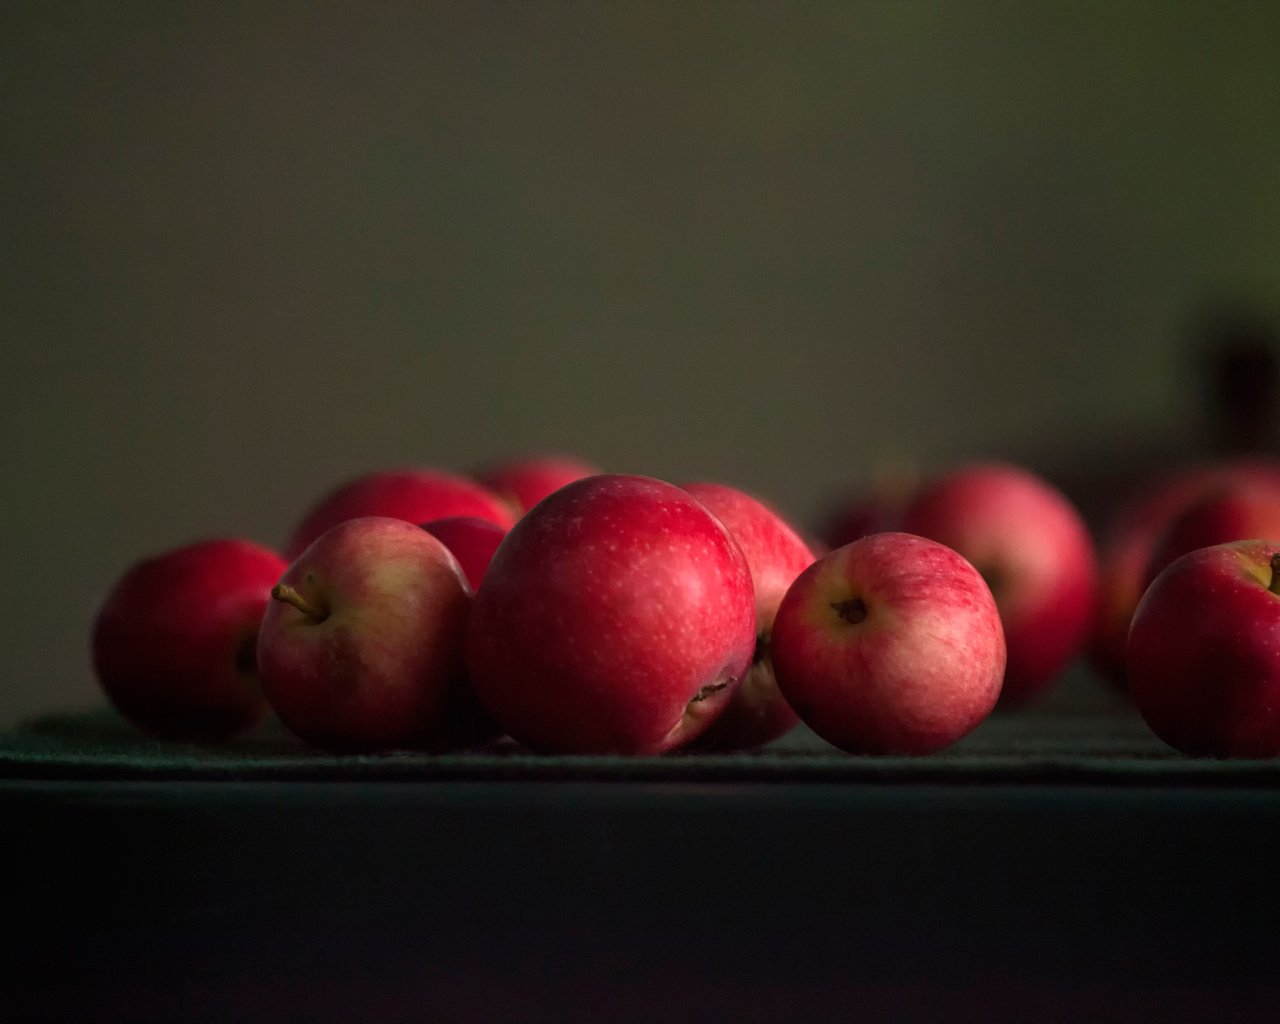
(90, 452, 1280, 758)
(1086, 458, 1280, 757)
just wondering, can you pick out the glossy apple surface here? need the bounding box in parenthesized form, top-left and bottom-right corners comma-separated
(421, 516, 508, 591)
(1090, 459, 1280, 684)
(465, 474, 756, 754)
(770, 532, 1004, 754)
(1127, 540, 1280, 757)
(900, 463, 1096, 703)
(681, 481, 815, 749)
(92, 538, 287, 739)
(474, 455, 600, 516)
(258, 516, 480, 752)
(284, 469, 514, 560)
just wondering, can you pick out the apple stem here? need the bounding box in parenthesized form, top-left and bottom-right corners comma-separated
(1270, 554, 1280, 595)
(271, 583, 328, 622)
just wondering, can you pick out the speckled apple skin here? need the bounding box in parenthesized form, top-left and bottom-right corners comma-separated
(92, 538, 287, 740)
(259, 517, 478, 752)
(900, 463, 1096, 704)
(1128, 540, 1280, 758)
(770, 532, 1005, 755)
(681, 481, 816, 750)
(465, 474, 756, 755)
(284, 469, 515, 560)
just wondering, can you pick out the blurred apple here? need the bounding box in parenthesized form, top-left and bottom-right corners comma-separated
(92, 538, 286, 740)
(1090, 458, 1280, 684)
(284, 469, 514, 560)
(1128, 540, 1280, 757)
(681, 481, 815, 750)
(770, 532, 1004, 754)
(474, 455, 599, 516)
(818, 466, 918, 549)
(258, 516, 483, 752)
(1142, 479, 1280, 591)
(466, 474, 756, 754)
(900, 462, 1097, 703)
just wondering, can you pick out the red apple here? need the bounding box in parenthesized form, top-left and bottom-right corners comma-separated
(1089, 460, 1280, 683)
(257, 516, 481, 752)
(1142, 479, 1280, 591)
(681, 481, 815, 750)
(770, 532, 1005, 754)
(465, 474, 756, 754)
(421, 516, 507, 591)
(474, 455, 600, 516)
(899, 463, 1097, 703)
(91, 538, 287, 740)
(284, 469, 514, 560)
(1127, 540, 1280, 756)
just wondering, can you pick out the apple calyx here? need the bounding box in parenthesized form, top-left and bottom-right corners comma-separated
(271, 582, 329, 622)
(1270, 553, 1280, 596)
(831, 597, 868, 624)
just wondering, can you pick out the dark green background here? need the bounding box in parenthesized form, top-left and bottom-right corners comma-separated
(3, 1, 1279, 726)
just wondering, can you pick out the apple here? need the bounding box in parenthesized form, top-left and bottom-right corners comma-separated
(284, 469, 515, 560)
(770, 532, 1005, 755)
(1142, 479, 1280, 591)
(91, 538, 287, 740)
(474, 455, 600, 516)
(421, 516, 508, 591)
(1090, 458, 1280, 684)
(465, 474, 756, 754)
(680, 481, 815, 750)
(257, 516, 482, 752)
(899, 463, 1097, 703)
(1127, 540, 1280, 757)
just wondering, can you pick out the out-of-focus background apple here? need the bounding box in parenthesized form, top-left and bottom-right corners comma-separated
(3, 2, 1279, 726)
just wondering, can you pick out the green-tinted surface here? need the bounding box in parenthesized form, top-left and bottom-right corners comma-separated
(6, 697, 1279, 785)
